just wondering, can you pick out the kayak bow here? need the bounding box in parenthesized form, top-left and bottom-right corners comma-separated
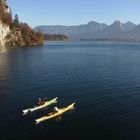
(22, 97, 58, 115)
(35, 103, 75, 124)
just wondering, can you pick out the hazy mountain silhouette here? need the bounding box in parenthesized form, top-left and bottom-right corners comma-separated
(35, 21, 140, 41)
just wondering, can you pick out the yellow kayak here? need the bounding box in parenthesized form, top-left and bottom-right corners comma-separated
(35, 103, 75, 124)
(23, 98, 58, 115)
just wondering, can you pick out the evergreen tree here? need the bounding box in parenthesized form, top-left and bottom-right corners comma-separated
(13, 14, 19, 25)
(9, 8, 12, 19)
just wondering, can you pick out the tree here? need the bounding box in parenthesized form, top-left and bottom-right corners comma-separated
(13, 14, 19, 25)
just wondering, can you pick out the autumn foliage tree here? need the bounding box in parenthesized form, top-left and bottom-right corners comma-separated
(0, 0, 44, 46)
(0, 0, 12, 25)
(20, 23, 44, 45)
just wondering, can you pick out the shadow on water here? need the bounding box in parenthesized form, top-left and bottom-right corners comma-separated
(0, 46, 17, 53)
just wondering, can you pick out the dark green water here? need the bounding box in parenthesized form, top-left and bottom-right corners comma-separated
(1, 41, 140, 140)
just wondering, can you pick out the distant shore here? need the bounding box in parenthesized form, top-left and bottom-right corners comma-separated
(79, 38, 140, 43)
(44, 34, 68, 41)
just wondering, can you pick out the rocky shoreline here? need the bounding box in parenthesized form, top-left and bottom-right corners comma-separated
(0, 0, 44, 49)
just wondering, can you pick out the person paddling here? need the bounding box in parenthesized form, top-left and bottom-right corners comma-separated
(53, 107, 60, 113)
(38, 98, 46, 106)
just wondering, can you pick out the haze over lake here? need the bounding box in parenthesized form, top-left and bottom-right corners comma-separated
(1, 41, 140, 140)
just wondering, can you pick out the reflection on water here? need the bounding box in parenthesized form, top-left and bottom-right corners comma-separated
(0, 46, 7, 53)
(0, 51, 9, 79)
(0, 50, 10, 103)
(0, 46, 21, 53)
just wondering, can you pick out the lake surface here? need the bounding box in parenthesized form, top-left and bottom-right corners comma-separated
(1, 41, 140, 140)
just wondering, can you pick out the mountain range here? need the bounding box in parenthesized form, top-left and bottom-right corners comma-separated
(34, 21, 140, 41)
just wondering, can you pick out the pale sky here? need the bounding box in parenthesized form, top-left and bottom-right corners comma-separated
(7, 0, 140, 27)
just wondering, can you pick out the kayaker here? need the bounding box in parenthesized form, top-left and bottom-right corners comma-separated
(38, 98, 45, 106)
(53, 107, 60, 112)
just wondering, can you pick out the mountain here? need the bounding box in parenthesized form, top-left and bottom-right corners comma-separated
(35, 20, 140, 41)
(122, 21, 136, 31)
(35, 21, 107, 37)
(0, 0, 44, 51)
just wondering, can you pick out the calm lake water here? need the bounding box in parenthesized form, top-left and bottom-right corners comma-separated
(1, 41, 140, 140)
